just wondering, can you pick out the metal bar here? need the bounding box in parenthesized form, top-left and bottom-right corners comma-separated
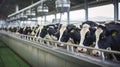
(101, 51, 105, 61)
(44, 16, 47, 24)
(85, 0, 88, 21)
(8, 0, 47, 17)
(67, 45, 70, 51)
(1, 31, 120, 67)
(67, 11, 70, 24)
(54, 13, 57, 23)
(15, 4, 19, 12)
(55, 43, 57, 47)
(7, 31, 120, 55)
(114, 0, 119, 21)
(71, 46, 74, 53)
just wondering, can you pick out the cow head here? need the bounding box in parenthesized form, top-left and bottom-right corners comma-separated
(47, 27, 60, 40)
(92, 25, 111, 56)
(77, 21, 97, 53)
(40, 26, 49, 38)
(59, 24, 80, 46)
(40, 24, 60, 40)
(92, 23, 120, 56)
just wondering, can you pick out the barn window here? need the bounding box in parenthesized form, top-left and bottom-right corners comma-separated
(70, 9, 85, 23)
(89, 4, 114, 21)
(46, 15, 55, 24)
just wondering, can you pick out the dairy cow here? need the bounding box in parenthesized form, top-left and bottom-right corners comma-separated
(92, 21, 120, 60)
(39, 24, 60, 39)
(77, 21, 98, 52)
(38, 23, 81, 46)
(59, 24, 81, 47)
(37, 24, 60, 45)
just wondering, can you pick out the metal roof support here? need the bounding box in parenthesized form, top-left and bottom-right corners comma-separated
(54, 13, 57, 23)
(8, 0, 47, 17)
(15, 4, 19, 12)
(44, 15, 47, 24)
(55, 14, 57, 21)
(67, 11, 70, 24)
(114, 0, 119, 21)
(85, 0, 88, 21)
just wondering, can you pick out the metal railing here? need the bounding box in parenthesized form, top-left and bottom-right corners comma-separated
(1, 31, 120, 63)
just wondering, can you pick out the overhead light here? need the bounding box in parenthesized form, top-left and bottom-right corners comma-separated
(55, 0, 71, 13)
(26, 9, 36, 18)
(20, 12, 27, 21)
(37, 4, 48, 16)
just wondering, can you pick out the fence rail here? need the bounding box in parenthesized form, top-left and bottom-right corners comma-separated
(1, 31, 120, 63)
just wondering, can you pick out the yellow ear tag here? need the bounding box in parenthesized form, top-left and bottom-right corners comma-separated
(70, 29, 75, 33)
(112, 32, 117, 36)
(47, 28, 49, 31)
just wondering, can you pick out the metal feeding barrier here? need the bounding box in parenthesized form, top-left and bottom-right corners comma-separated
(5, 31, 120, 62)
(0, 31, 120, 66)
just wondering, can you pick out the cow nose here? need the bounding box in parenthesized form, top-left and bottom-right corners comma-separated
(81, 48, 83, 51)
(92, 50, 100, 57)
(58, 43, 64, 47)
(77, 47, 87, 53)
(96, 52, 99, 54)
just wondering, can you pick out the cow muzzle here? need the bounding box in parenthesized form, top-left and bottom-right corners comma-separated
(77, 47, 87, 53)
(58, 43, 65, 47)
(92, 50, 101, 57)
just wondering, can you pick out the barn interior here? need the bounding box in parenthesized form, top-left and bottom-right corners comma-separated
(0, 0, 120, 67)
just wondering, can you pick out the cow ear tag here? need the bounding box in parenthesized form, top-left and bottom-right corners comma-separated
(70, 29, 75, 33)
(47, 28, 49, 31)
(112, 31, 117, 36)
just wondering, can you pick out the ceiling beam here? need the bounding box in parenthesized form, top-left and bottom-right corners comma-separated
(8, 0, 47, 17)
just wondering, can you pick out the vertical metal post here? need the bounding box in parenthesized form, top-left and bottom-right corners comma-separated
(85, 0, 88, 21)
(30, 9, 32, 21)
(55, 13, 57, 23)
(35, 8, 38, 25)
(114, 0, 119, 21)
(15, 4, 19, 26)
(101, 51, 105, 61)
(55, 14, 57, 21)
(44, 15, 46, 24)
(67, 11, 70, 24)
(35, 9, 38, 25)
(15, 4, 19, 12)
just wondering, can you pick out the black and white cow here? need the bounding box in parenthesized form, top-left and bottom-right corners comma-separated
(39, 24, 60, 39)
(92, 21, 120, 60)
(77, 21, 98, 52)
(59, 24, 81, 47)
(36, 24, 61, 45)
(38, 23, 81, 47)
(18, 27, 24, 34)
